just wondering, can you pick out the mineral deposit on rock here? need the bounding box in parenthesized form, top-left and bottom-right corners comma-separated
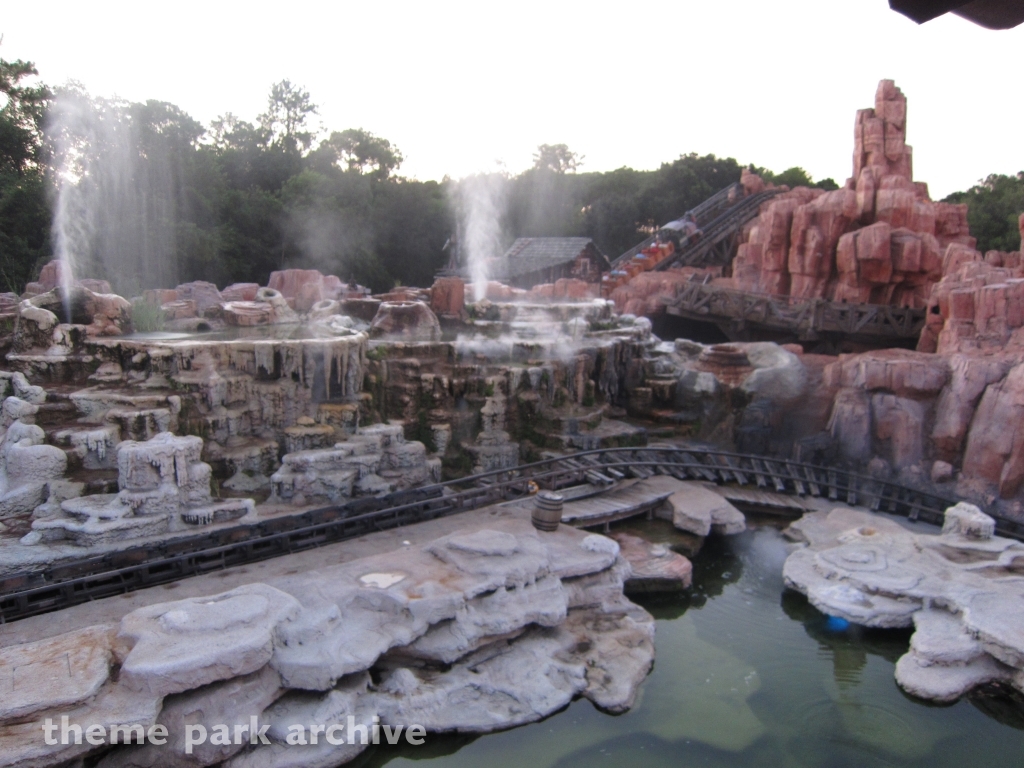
(0, 520, 654, 768)
(783, 504, 1024, 703)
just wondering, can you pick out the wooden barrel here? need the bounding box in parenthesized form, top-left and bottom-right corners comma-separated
(532, 491, 564, 532)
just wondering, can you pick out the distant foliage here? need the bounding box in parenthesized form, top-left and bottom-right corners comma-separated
(943, 173, 1024, 253)
(498, 153, 750, 259)
(753, 165, 838, 191)
(0, 51, 885, 295)
(532, 144, 583, 174)
(0, 55, 51, 292)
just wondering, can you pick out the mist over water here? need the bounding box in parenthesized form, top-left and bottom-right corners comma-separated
(48, 88, 186, 295)
(457, 173, 506, 301)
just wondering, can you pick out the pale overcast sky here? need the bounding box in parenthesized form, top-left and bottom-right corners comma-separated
(3, 0, 1022, 198)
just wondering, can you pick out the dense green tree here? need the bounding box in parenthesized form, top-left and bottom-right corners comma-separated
(258, 79, 319, 154)
(0, 56, 51, 291)
(532, 143, 583, 174)
(944, 172, 1024, 253)
(311, 129, 404, 179)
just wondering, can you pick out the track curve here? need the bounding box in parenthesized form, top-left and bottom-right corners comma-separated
(2, 447, 1019, 623)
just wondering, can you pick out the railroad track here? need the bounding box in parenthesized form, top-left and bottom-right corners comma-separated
(2, 447, 1019, 623)
(610, 182, 742, 270)
(654, 188, 782, 272)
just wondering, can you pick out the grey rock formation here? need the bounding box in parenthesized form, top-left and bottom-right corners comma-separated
(663, 482, 746, 536)
(28, 432, 254, 546)
(270, 423, 439, 505)
(783, 504, 1024, 702)
(0, 390, 67, 522)
(0, 520, 653, 768)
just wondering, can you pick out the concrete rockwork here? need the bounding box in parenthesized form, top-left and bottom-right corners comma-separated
(783, 503, 1024, 704)
(0, 519, 654, 768)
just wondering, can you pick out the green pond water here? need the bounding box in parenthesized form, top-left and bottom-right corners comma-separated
(351, 524, 1024, 768)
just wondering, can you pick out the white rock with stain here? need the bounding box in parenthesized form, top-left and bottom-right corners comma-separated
(783, 504, 1024, 703)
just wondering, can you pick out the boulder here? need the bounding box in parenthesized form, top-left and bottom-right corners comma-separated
(161, 300, 197, 321)
(221, 283, 261, 302)
(609, 532, 693, 592)
(268, 270, 327, 312)
(930, 460, 954, 483)
(222, 301, 274, 327)
(368, 301, 441, 342)
(117, 584, 301, 697)
(740, 167, 765, 195)
(25, 285, 131, 337)
(962, 362, 1024, 498)
(175, 281, 223, 316)
(941, 501, 995, 539)
(665, 482, 745, 537)
(429, 276, 465, 318)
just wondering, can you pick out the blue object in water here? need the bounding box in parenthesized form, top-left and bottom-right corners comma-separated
(825, 615, 850, 632)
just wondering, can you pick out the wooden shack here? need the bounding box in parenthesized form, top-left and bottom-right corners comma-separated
(492, 237, 609, 289)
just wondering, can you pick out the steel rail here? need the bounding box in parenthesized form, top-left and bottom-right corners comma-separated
(609, 183, 742, 270)
(654, 189, 782, 272)
(2, 447, 1019, 623)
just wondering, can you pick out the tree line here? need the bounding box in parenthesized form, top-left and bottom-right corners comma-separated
(2, 53, 1020, 296)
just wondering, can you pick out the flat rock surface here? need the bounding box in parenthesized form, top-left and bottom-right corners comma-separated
(0, 625, 115, 723)
(609, 531, 692, 591)
(0, 501, 539, 649)
(0, 501, 655, 768)
(783, 505, 1024, 703)
(666, 481, 747, 536)
(557, 476, 683, 526)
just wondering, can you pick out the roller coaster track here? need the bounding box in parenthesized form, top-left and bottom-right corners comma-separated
(609, 182, 745, 271)
(3, 447, 1020, 624)
(653, 188, 782, 271)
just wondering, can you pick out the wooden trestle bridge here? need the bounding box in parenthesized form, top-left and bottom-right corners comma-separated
(613, 183, 927, 346)
(2, 446, 1018, 624)
(664, 279, 927, 344)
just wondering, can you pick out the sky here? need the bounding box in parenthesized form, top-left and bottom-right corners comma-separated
(3, 0, 1022, 198)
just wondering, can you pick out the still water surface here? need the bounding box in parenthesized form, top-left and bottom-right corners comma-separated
(355, 525, 1024, 768)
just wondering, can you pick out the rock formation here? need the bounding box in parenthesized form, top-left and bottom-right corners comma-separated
(27, 431, 254, 546)
(916, 214, 1024, 354)
(784, 504, 1024, 704)
(0, 521, 654, 768)
(609, 531, 693, 592)
(270, 423, 439, 504)
(368, 301, 442, 342)
(0, 394, 67, 523)
(730, 80, 969, 308)
(801, 212, 1024, 506)
(607, 267, 721, 317)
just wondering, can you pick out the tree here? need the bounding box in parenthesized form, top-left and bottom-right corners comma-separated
(311, 129, 404, 179)
(258, 79, 318, 153)
(532, 143, 583, 174)
(944, 172, 1024, 253)
(209, 112, 266, 150)
(0, 55, 51, 291)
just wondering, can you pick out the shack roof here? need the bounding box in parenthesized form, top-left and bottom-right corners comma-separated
(492, 237, 608, 279)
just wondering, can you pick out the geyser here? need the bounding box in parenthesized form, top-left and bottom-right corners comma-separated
(47, 88, 190, 296)
(457, 172, 506, 302)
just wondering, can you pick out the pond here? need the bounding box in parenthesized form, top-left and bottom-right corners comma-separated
(353, 524, 1024, 768)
